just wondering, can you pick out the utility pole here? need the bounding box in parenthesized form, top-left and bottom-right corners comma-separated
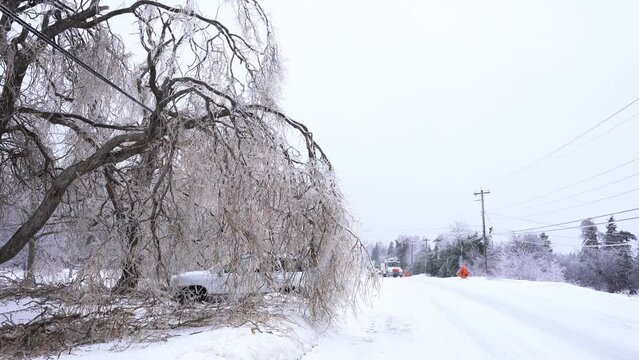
(410, 237, 414, 265)
(474, 189, 490, 274)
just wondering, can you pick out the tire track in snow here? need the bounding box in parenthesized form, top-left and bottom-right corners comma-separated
(418, 279, 555, 360)
(301, 278, 452, 359)
(419, 277, 638, 360)
(302, 277, 639, 360)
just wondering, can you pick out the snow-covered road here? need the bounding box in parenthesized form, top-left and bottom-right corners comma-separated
(302, 276, 639, 360)
(45, 276, 639, 359)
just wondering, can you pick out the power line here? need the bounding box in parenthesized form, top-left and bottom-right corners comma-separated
(485, 211, 495, 236)
(360, 226, 452, 233)
(0, 3, 153, 113)
(511, 240, 556, 246)
(359, 224, 482, 235)
(491, 206, 639, 234)
(522, 186, 639, 217)
(583, 242, 634, 248)
(491, 97, 639, 185)
(494, 155, 639, 211)
(495, 215, 639, 235)
(490, 230, 575, 239)
(489, 212, 550, 226)
(557, 111, 639, 159)
(518, 170, 639, 211)
(544, 234, 579, 239)
(511, 239, 630, 248)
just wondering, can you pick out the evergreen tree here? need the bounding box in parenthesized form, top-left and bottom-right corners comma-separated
(580, 219, 599, 249)
(424, 237, 445, 276)
(387, 241, 395, 258)
(371, 243, 381, 264)
(395, 238, 410, 268)
(410, 246, 430, 275)
(424, 248, 440, 276)
(540, 232, 552, 252)
(427, 232, 483, 277)
(604, 216, 618, 246)
(601, 216, 636, 293)
(604, 216, 636, 246)
(568, 216, 639, 293)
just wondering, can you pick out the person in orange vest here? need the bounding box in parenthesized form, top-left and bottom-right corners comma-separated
(456, 264, 470, 279)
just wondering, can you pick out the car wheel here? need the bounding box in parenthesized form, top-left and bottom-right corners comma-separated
(279, 286, 296, 294)
(177, 285, 207, 304)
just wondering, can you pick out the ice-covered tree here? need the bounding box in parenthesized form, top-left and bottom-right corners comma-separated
(394, 235, 411, 269)
(539, 232, 551, 252)
(387, 241, 395, 258)
(561, 217, 637, 293)
(0, 0, 372, 322)
(410, 239, 432, 275)
(371, 243, 381, 264)
(494, 233, 564, 282)
(580, 219, 599, 248)
(422, 224, 483, 277)
(604, 216, 636, 247)
(601, 217, 636, 293)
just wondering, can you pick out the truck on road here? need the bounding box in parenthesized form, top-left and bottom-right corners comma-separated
(382, 257, 403, 277)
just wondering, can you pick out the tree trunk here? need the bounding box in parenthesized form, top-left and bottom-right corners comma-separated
(112, 213, 141, 294)
(0, 133, 147, 265)
(111, 154, 157, 294)
(23, 238, 36, 286)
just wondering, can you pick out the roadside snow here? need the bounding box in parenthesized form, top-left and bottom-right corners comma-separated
(0, 297, 42, 325)
(48, 320, 318, 360)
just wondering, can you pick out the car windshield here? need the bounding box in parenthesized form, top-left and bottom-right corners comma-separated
(387, 262, 400, 267)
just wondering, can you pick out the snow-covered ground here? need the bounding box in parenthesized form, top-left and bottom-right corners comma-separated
(0, 297, 43, 325)
(304, 276, 639, 360)
(21, 276, 639, 359)
(47, 322, 317, 360)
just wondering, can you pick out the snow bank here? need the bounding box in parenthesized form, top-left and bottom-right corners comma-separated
(45, 320, 318, 360)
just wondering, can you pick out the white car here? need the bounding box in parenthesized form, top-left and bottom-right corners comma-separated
(170, 259, 305, 303)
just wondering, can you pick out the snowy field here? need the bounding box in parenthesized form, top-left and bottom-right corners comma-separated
(36, 276, 639, 359)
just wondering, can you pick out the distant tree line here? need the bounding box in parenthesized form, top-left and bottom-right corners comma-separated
(369, 224, 485, 277)
(373, 216, 639, 295)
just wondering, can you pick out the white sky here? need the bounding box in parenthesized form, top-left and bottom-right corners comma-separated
(108, 0, 639, 253)
(258, 0, 639, 253)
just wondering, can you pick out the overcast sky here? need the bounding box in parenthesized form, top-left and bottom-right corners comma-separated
(254, 0, 639, 253)
(111, 0, 639, 253)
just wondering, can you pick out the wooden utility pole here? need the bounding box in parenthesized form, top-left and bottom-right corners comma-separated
(474, 189, 490, 273)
